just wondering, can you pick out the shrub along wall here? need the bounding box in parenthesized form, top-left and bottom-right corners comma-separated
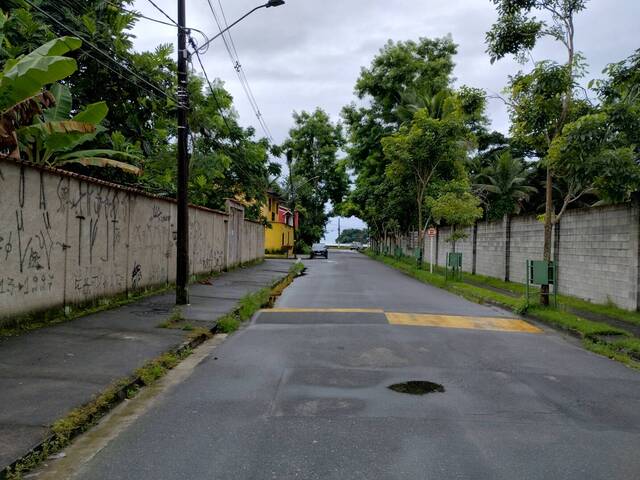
(377, 203, 640, 311)
(0, 158, 264, 321)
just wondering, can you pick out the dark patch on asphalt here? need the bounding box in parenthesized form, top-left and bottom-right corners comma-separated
(388, 381, 445, 395)
(255, 312, 388, 325)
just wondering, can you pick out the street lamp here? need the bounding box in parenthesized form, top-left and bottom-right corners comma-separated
(195, 1, 286, 53)
(175, 0, 286, 305)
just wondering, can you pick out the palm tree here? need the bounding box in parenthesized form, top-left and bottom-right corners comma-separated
(474, 151, 537, 219)
(396, 88, 457, 125)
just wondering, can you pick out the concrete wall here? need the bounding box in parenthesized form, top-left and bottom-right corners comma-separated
(0, 158, 265, 321)
(383, 202, 640, 311)
(475, 219, 506, 279)
(556, 204, 638, 309)
(509, 214, 547, 284)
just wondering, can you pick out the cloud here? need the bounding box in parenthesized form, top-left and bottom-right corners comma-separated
(130, 0, 640, 237)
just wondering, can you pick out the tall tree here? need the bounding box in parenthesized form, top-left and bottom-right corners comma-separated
(381, 90, 474, 265)
(283, 108, 349, 247)
(486, 0, 587, 304)
(342, 37, 458, 246)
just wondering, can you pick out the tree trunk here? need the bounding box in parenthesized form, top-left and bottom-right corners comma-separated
(417, 197, 424, 268)
(541, 165, 553, 305)
(451, 225, 456, 253)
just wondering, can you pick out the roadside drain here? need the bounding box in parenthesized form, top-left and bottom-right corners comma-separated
(388, 381, 445, 395)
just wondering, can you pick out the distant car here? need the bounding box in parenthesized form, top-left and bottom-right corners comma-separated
(310, 243, 328, 259)
(350, 242, 362, 250)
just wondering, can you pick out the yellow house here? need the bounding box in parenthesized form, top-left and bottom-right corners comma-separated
(262, 190, 297, 255)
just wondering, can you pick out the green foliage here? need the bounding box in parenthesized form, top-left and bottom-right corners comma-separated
(354, 37, 457, 124)
(507, 61, 577, 155)
(473, 151, 537, 219)
(0, 36, 80, 110)
(548, 113, 640, 208)
(336, 228, 369, 244)
(1, 2, 276, 207)
(382, 86, 480, 251)
(283, 108, 349, 245)
(486, 1, 587, 64)
(428, 182, 482, 240)
(342, 36, 459, 243)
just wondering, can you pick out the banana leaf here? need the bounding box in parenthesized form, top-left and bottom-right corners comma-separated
(73, 101, 108, 124)
(0, 37, 81, 111)
(44, 84, 72, 122)
(58, 156, 142, 176)
(57, 149, 141, 163)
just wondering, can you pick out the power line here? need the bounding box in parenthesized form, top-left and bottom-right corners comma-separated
(101, 1, 211, 52)
(190, 38, 235, 140)
(215, 0, 273, 140)
(204, 0, 275, 142)
(145, 0, 179, 27)
(189, 37, 268, 183)
(25, 0, 181, 106)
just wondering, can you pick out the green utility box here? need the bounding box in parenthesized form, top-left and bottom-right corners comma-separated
(526, 260, 558, 307)
(445, 252, 463, 281)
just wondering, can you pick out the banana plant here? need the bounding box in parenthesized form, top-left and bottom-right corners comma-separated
(0, 36, 80, 158)
(1, 36, 141, 175)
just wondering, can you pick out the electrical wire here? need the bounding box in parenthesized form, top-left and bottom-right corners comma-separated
(25, 0, 182, 106)
(126, 0, 211, 51)
(215, 0, 273, 140)
(144, 0, 179, 27)
(204, 0, 275, 142)
(190, 37, 266, 183)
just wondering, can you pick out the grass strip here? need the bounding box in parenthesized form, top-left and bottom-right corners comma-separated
(366, 251, 640, 369)
(413, 255, 640, 328)
(216, 261, 305, 334)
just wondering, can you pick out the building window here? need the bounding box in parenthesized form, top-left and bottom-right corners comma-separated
(272, 212, 275, 221)
(282, 233, 285, 245)
(268, 197, 272, 211)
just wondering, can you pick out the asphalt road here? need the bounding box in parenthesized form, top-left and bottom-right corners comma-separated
(47, 250, 640, 479)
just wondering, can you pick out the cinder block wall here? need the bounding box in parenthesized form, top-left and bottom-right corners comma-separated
(475, 219, 506, 279)
(392, 202, 640, 311)
(509, 214, 546, 284)
(0, 158, 265, 321)
(557, 204, 638, 309)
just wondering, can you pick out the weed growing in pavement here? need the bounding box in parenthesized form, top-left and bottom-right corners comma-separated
(216, 262, 305, 334)
(158, 307, 185, 329)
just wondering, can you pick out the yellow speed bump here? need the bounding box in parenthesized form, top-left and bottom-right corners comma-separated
(263, 308, 385, 313)
(386, 312, 542, 334)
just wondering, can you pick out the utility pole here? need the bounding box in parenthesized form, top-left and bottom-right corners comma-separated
(176, 0, 189, 305)
(337, 217, 341, 243)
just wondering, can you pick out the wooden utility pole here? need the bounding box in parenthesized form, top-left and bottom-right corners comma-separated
(176, 0, 189, 305)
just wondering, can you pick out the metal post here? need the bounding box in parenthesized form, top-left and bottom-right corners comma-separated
(429, 235, 434, 274)
(176, 0, 189, 305)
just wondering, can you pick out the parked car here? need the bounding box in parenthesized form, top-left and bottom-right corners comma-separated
(350, 242, 362, 250)
(310, 243, 328, 259)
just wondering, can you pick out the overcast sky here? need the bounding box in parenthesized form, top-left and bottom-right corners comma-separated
(130, 0, 640, 242)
